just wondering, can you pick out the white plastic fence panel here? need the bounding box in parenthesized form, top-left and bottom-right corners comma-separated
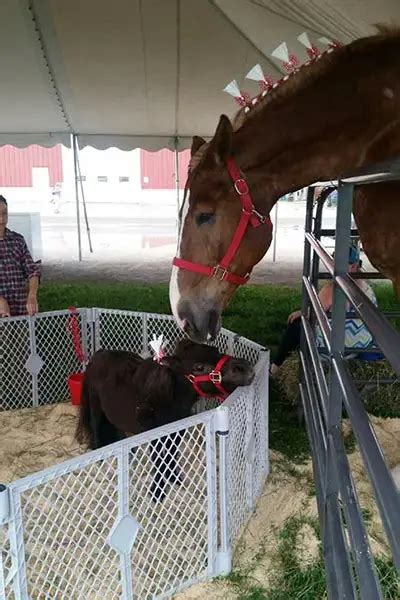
(2, 412, 218, 600)
(224, 351, 269, 544)
(0, 309, 89, 411)
(251, 353, 270, 504)
(35, 309, 89, 406)
(94, 308, 144, 354)
(94, 310, 239, 359)
(0, 308, 270, 599)
(0, 316, 32, 410)
(233, 336, 265, 367)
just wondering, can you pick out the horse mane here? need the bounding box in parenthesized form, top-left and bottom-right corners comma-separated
(188, 25, 400, 173)
(231, 25, 400, 131)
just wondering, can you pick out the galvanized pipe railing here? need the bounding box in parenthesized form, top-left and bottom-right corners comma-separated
(299, 159, 400, 598)
(333, 357, 400, 568)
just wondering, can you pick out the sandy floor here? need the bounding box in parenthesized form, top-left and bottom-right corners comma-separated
(1, 404, 398, 598)
(0, 403, 82, 484)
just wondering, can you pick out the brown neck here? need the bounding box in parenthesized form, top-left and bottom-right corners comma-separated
(231, 33, 400, 213)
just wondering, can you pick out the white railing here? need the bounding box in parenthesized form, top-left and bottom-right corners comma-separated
(0, 310, 269, 599)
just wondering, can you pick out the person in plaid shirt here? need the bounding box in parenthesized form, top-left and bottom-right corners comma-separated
(0, 195, 41, 317)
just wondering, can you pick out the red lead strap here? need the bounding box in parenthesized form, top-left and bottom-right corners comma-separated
(187, 355, 231, 400)
(173, 157, 272, 285)
(67, 307, 86, 365)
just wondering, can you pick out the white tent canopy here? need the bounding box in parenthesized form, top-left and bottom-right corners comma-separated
(1, 0, 400, 150)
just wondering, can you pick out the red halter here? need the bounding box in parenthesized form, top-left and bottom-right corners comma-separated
(173, 158, 272, 285)
(187, 355, 231, 399)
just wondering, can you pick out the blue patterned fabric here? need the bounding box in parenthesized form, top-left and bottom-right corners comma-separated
(316, 283, 377, 350)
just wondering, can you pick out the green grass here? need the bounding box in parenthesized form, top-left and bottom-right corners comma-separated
(39, 281, 398, 352)
(221, 514, 400, 600)
(39, 281, 399, 462)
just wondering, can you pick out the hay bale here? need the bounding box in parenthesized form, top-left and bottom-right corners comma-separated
(276, 353, 300, 405)
(276, 352, 400, 418)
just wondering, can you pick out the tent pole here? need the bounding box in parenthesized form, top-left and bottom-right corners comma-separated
(174, 137, 180, 218)
(72, 134, 82, 261)
(74, 136, 93, 253)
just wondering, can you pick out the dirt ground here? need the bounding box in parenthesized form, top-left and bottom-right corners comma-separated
(42, 256, 304, 286)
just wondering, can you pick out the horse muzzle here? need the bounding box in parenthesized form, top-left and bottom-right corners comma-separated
(178, 302, 222, 343)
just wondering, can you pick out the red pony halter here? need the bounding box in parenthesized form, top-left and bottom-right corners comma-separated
(187, 355, 231, 399)
(173, 158, 272, 285)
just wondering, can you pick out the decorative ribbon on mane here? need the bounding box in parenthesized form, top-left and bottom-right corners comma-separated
(224, 31, 343, 116)
(149, 334, 169, 363)
(67, 307, 86, 365)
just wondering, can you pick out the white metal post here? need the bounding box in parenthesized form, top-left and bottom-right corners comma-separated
(214, 406, 232, 576)
(174, 137, 181, 219)
(72, 134, 82, 261)
(272, 201, 279, 262)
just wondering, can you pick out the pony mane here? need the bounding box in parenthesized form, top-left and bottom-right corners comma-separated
(232, 25, 400, 131)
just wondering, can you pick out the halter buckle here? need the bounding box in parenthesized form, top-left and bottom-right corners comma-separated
(213, 265, 228, 281)
(187, 374, 196, 383)
(234, 178, 249, 195)
(209, 370, 222, 384)
(252, 208, 267, 224)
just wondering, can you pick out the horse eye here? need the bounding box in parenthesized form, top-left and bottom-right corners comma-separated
(196, 212, 215, 226)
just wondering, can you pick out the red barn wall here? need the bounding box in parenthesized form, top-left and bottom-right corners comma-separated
(140, 149, 190, 190)
(0, 144, 63, 187)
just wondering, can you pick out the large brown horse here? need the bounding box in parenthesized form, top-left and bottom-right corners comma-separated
(170, 26, 400, 342)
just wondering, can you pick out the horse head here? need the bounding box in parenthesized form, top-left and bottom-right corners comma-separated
(171, 339, 255, 397)
(170, 115, 273, 342)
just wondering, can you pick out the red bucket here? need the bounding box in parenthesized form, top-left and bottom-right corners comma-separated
(68, 373, 84, 406)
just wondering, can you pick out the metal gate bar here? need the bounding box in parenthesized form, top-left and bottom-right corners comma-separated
(301, 161, 400, 599)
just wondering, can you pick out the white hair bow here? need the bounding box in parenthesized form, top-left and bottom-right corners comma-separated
(149, 334, 169, 363)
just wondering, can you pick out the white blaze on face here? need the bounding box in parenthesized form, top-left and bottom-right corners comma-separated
(169, 192, 190, 329)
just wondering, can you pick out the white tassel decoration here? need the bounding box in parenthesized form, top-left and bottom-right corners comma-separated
(271, 42, 289, 63)
(298, 32, 312, 49)
(318, 36, 333, 46)
(149, 334, 169, 363)
(223, 80, 241, 98)
(245, 64, 265, 82)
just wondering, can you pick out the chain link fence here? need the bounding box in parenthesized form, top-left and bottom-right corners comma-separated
(0, 309, 269, 598)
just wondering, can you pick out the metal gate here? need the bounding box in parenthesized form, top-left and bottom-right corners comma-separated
(300, 161, 400, 599)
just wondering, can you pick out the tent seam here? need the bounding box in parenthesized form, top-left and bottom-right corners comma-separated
(27, 0, 73, 132)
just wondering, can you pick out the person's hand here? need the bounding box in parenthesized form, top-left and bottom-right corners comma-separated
(0, 296, 11, 317)
(26, 294, 38, 316)
(287, 309, 302, 324)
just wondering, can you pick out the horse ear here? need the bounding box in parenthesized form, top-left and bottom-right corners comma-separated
(191, 136, 206, 157)
(209, 115, 233, 164)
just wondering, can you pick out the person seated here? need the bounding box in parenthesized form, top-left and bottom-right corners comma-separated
(0, 195, 41, 317)
(270, 244, 377, 376)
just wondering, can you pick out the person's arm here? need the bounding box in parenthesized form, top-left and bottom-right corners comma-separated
(19, 236, 41, 315)
(287, 282, 334, 324)
(0, 296, 11, 317)
(0, 267, 11, 316)
(318, 282, 334, 312)
(27, 276, 39, 316)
